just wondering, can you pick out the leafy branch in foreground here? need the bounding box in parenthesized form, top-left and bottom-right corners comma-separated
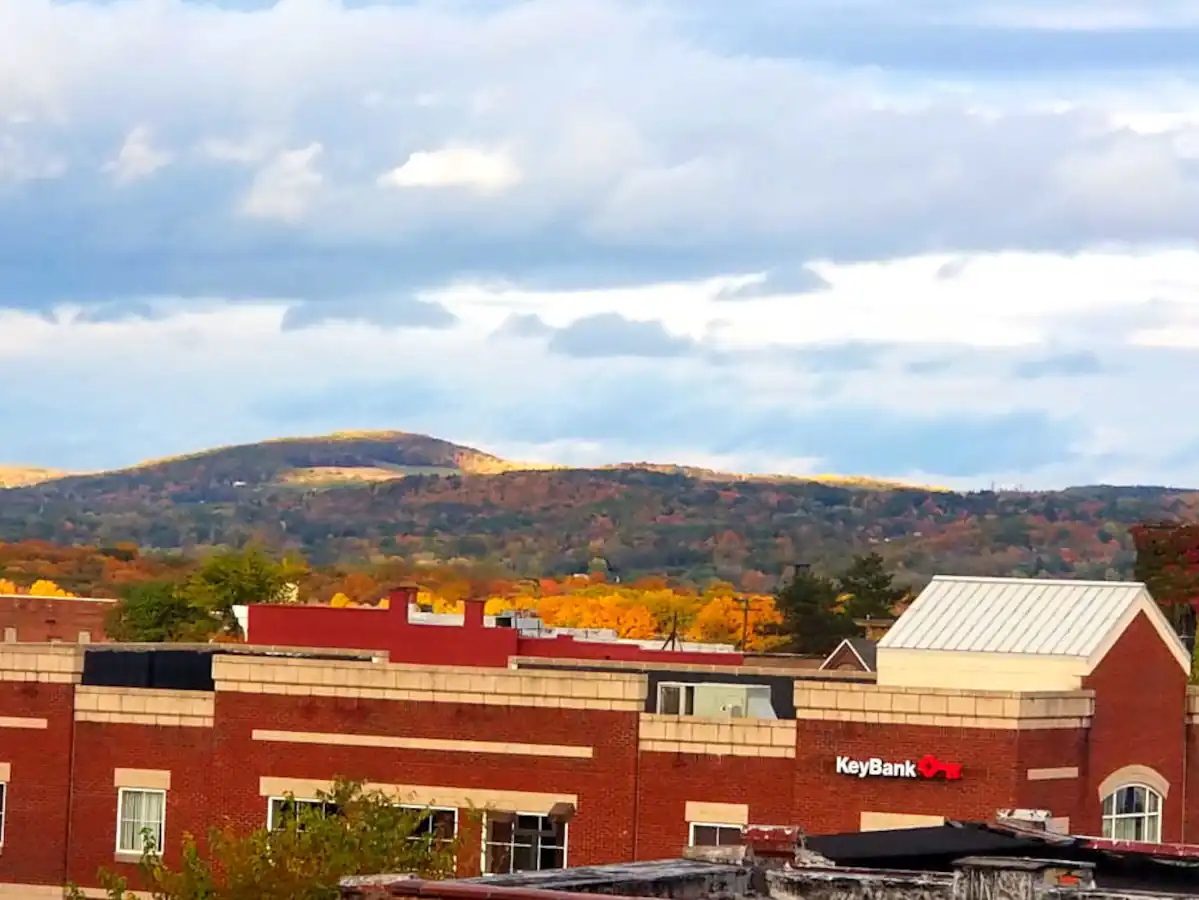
(68, 779, 461, 900)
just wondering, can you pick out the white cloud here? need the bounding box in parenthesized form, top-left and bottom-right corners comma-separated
(4, 0, 1199, 486)
(0, 132, 65, 182)
(196, 133, 277, 166)
(240, 142, 324, 224)
(2, 248, 1199, 487)
(103, 125, 171, 185)
(379, 146, 522, 193)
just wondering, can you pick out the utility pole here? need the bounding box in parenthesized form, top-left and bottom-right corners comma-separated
(738, 595, 752, 652)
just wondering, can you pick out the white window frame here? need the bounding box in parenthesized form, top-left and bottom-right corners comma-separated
(266, 795, 341, 831)
(1101, 783, 1163, 843)
(115, 787, 166, 856)
(657, 681, 774, 718)
(688, 822, 743, 847)
(265, 797, 458, 843)
(482, 811, 569, 875)
(657, 682, 696, 715)
(401, 805, 458, 843)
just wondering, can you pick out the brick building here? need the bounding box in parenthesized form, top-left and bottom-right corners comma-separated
(0, 575, 1197, 897)
(0, 593, 116, 643)
(236, 593, 743, 667)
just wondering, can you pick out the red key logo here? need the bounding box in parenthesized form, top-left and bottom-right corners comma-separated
(917, 754, 963, 780)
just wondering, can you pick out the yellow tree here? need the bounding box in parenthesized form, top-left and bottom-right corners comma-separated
(613, 604, 658, 639)
(0, 578, 17, 595)
(329, 593, 355, 608)
(28, 579, 73, 598)
(687, 594, 784, 651)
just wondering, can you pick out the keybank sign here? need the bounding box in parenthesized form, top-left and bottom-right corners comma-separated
(835, 754, 963, 781)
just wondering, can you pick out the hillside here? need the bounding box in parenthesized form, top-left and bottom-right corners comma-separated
(0, 466, 68, 488)
(1, 431, 1197, 584)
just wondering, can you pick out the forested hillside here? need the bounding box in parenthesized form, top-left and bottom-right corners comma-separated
(1, 432, 1196, 584)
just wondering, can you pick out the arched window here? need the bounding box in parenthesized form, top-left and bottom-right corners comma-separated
(1101, 784, 1162, 842)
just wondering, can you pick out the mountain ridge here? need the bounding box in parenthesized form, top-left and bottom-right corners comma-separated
(0, 430, 935, 491)
(1, 431, 1193, 584)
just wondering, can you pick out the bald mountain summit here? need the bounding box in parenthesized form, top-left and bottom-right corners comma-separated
(0, 431, 1194, 584)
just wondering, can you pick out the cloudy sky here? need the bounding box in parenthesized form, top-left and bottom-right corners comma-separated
(4, 0, 1199, 489)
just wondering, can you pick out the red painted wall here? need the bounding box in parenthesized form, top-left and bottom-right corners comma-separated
(1081, 612, 1189, 840)
(0, 595, 115, 643)
(244, 594, 744, 668)
(245, 601, 518, 666)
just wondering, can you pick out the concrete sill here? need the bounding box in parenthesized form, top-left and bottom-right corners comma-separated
(113, 852, 144, 865)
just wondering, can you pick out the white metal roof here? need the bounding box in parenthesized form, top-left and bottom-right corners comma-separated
(879, 575, 1178, 660)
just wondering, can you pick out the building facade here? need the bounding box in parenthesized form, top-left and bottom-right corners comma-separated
(1, 576, 1197, 896)
(0, 593, 115, 644)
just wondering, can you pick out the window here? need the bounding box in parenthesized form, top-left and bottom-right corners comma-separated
(266, 797, 342, 831)
(657, 682, 777, 719)
(659, 684, 695, 715)
(1102, 784, 1163, 843)
(689, 822, 743, 847)
(116, 788, 165, 855)
(484, 813, 567, 874)
(403, 806, 457, 843)
(267, 799, 456, 843)
(0, 782, 6, 847)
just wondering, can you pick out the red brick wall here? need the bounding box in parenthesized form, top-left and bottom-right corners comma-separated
(65, 722, 216, 891)
(1081, 611, 1188, 840)
(0, 683, 75, 887)
(793, 721, 1021, 833)
(1186, 720, 1199, 843)
(208, 693, 640, 871)
(1014, 727, 1088, 824)
(0, 595, 114, 643)
(634, 753, 794, 859)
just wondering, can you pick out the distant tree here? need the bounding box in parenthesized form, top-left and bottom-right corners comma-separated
(106, 581, 219, 643)
(186, 546, 309, 634)
(837, 552, 906, 621)
(771, 567, 857, 655)
(69, 779, 458, 900)
(1132, 523, 1199, 637)
(27, 578, 73, 597)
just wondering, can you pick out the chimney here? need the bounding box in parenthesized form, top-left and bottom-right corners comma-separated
(387, 584, 419, 624)
(854, 616, 896, 641)
(463, 599, 486, 630)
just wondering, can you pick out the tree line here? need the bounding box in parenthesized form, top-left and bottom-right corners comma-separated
(98, 544, 910, 655)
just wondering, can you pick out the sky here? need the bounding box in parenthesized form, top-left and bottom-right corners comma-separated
(4, 1, 1199, 490)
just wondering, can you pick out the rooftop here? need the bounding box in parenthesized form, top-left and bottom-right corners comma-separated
(341, 818, 1199, 900)
(879, 575, 1189, 672)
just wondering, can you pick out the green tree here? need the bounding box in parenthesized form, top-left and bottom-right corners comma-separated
(70, 779, 459, 900)
(771, 567, 857, 655)
(837, 552, 906, 620)
(105, 581, 219, 643)
(186, 546, 309, 635)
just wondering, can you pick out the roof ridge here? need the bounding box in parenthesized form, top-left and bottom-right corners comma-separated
(879, 577, 1153, 659)
(929, 575, 1145, 589)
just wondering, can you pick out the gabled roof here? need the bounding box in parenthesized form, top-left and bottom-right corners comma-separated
(878, 576, 1190, 673)
(819, 637, 877, 672)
